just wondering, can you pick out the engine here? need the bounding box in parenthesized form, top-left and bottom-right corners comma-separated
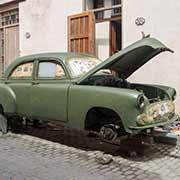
(90, 76, 130, 88)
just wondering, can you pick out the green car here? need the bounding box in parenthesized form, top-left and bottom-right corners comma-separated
(0, 37, 178, 140)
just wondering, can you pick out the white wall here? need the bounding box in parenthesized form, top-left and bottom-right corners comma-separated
(96, 21, 110, 60)
(19, 0, 82, 56)
(19, 0, 111, 60)
(122, 0, 180, 113)
(0, 0, 14, 5)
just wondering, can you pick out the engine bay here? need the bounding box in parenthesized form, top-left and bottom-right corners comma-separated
(88, 75, 130, 88)
(85, 75, 169, 103)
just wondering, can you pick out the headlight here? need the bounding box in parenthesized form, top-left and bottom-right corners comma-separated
(136, 101, 175, 126)
(137, 95, 145, 108)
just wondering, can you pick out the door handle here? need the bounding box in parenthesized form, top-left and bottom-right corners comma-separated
(31, 82, 39, 85)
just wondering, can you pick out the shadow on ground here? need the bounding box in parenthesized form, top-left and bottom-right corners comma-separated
(12, 122, 176, 161)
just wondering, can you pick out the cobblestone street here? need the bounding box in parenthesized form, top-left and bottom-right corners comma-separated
(0, 133, 180, 180)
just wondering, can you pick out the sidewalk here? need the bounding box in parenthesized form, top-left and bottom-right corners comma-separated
(0, 133, 180, 180)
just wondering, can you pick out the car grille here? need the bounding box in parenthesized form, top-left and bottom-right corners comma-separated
(137, 101, 175, 126)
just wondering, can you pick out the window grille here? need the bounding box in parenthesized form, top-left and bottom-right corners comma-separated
(93, 0, 104, 20)
(89, 0, 121, 21)
(112, 0, 121, 16)
(0, 8, 19, 27)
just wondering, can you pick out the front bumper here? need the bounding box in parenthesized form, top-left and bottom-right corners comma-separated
(129, 100, 178, 130)
(129, 114, 179, 130)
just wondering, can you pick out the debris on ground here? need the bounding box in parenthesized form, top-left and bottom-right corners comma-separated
(170, 120, 180, 135)
(95, 154, 113, 165)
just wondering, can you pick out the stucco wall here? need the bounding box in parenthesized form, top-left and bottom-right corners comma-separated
(19, 0, 82, 56)
(20, 0, 111, 60)
(122, 0, 180, 113)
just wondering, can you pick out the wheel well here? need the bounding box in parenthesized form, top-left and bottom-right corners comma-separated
(85, 107, 122, 132)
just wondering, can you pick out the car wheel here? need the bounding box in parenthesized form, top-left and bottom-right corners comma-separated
(9, 116, 25, 133)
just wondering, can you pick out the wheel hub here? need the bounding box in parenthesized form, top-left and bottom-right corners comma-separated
(100, 124, 119, 141)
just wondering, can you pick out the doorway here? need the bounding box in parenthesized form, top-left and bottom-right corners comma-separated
(110, 20, 122, 56)
(68, 12, 95, 55)
(0, 4, 19, 73)
(4, 25, 19, 68)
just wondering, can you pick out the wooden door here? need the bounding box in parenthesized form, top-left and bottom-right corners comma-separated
(110, 20, 121, 56)
(5, 25, 19, 68)
(0, 29, 3, 73)
(68, 12, 95, 55)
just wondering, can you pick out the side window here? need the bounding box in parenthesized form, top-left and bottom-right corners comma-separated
(10, 62, 33, 79)
(38, 62, 66, 79)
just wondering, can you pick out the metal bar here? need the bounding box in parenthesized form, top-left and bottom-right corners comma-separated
(86, 4, 122, 13)
(0, 23, 18, 29)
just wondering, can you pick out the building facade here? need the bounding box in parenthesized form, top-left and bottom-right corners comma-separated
(0, 0, 180, 112)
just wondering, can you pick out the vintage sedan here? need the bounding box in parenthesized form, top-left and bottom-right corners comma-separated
(0, 37, 178, 140)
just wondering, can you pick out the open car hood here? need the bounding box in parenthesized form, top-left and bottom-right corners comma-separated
(77, 37, 173, 84)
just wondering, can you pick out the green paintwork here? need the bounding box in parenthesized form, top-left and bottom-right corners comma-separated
(3, 53, 95, 79)
(0, 37, 178, 135)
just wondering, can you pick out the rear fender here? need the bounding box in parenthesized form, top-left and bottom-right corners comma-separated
(0, 85, 16, 113)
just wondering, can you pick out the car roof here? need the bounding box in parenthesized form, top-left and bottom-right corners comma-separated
(4, 52, 96, 78)
(15, 52, 96, 63)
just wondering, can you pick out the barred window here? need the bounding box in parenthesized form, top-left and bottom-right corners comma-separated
(93, 0, 104, 20)
(0, 9, 19, 27)
(112, 0, 121, 16)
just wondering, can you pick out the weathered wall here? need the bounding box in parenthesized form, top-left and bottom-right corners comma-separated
(19, 0, 82, 56)
(19, 0, 112, 59)
(122, 0, 180, 113)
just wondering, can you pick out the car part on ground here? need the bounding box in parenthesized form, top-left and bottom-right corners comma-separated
(95, 154, 113, 165)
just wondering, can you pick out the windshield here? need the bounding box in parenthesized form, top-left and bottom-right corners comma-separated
(67, 57, 102, 78)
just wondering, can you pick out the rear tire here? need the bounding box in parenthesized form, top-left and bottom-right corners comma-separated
(0, 114, 8, 134)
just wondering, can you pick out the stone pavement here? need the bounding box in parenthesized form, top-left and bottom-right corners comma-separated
(0, 133, 180, 180)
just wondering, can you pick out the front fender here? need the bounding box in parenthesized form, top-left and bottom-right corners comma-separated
(0, 84, 16, 113)
(68, 85, 142, 132)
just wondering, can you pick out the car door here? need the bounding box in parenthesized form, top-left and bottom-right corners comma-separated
(6, 61, 34, 116)
(30, 59, 70, 122)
